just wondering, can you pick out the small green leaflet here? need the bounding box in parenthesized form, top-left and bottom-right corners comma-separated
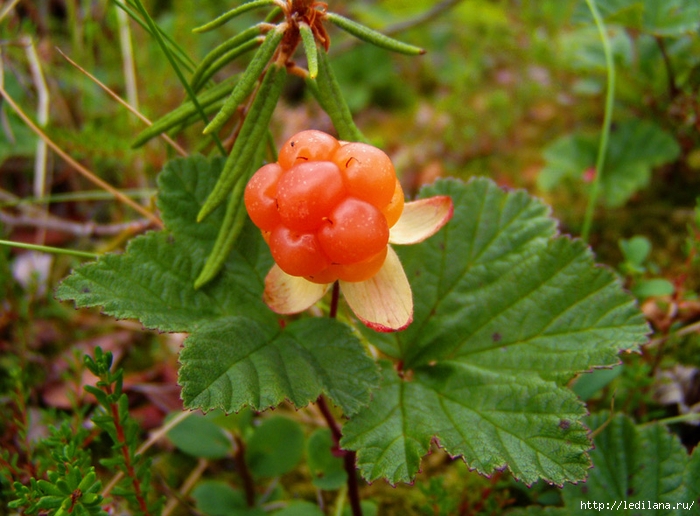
(346, 178, 648, 485)
(56, 155, 379, 415)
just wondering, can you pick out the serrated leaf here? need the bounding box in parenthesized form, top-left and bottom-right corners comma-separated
(179, 317, 379, 414)
(539, 120, 680, 207)
(401, 179, 646, 377)
(347, 178, 647, 485)
(57, 155, 275, 333)
(561, 413, 695, 514)
(342, 361, 590, 486)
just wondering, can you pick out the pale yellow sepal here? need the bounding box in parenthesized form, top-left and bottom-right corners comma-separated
(264, 264, 330, 314)
(340, 246, 412, 332)
(389, 196, 453, 245)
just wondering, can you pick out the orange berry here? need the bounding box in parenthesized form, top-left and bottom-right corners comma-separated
(332, 142, 396, 210)
(244, 162, 283, 232)
(278, 130, 340, 170)
(318, 198, 389, 265)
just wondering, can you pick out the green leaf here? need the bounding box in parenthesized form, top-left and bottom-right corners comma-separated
(191, 481, 264, 516)
(632, 278, 675, 298)
(274, 501, 325, 516)
(179, 318, 379, 414)
(620, 235, 652, 266)
(561, 413, 695, 514)
(571, 366, 622, 401)
(166, 413, 231, 459)
(57, 155, 275, 332)
(342, 361, 591, 486)
(245, 416, 304, 478)
(307, 428, 347, 490)
(346, 178, 648, 486)
(539, 119, 680, 207)
(602, 119, 681, 207)
(573, 0, 700, 36)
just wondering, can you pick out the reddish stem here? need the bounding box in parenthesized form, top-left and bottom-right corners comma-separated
(105, 387, 150, 515)
(316, 396, 362, 516)
(233, 434, 257, 507)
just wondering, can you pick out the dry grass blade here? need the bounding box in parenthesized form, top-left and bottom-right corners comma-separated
(0, 84, 164, 228)
(57, 48, 188, 157)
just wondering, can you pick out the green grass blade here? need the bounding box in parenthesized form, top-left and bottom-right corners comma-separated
(203, 26, 285, 136)
(112, 0, 196, 72)
(193, 0, 277, 33)
(325, 12, 426, 56)
(581, 0, 616, 242)
(299, 22, 318, 79)
(193, 177, 248, 289)
(198, 63, 286, 222)
(191, 38, 262, 93)
(0, 239, 99, 259)
(131, 0, 226, 155)
(314, 49, 365, 142)
(190, 24, 265, 91)
(133, 75, 239, 148)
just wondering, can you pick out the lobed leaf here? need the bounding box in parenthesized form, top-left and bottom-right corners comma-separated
(57, 155, 275, 333)
(539, 119, 680, 207)
(559, 412, 697, 514)
(179, 318, 379, 415)
(349, 178, 648, 485)
(341, 361, 590, 486)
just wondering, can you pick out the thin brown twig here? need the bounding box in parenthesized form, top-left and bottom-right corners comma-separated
(0, 211, 152, 237)
(0, 83, 164, 227)
(56, 48, 188, 157)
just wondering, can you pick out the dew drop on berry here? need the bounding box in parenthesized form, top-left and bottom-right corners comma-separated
(269, 226, 330, 277)
(278, 130, 340, 170)
(276, 160, 346, 232)
(318, 198, 389, 265)
(244, 163, 284, 231)
(333, 143, 396, 210)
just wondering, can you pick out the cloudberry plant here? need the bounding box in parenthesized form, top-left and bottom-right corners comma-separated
(245, 130, 403, 283)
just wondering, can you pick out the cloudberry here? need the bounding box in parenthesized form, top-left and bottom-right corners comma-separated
(245, 130, 404, 282)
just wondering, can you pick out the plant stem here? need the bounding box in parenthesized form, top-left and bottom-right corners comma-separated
(330, 281, 340, 319)
(316, 396, 362, 516)
(233, 434, 257, 507)
(104, 387, 150, 515)
(655, 36, 679, 99)
(581, 0, 615, 242)
(131, 0, 226, 156)
(0, 239, 99, 259)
